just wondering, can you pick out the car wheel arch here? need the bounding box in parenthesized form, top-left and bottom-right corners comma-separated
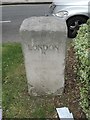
(66, 15, 89, 38)
(66, 15, 89, 25)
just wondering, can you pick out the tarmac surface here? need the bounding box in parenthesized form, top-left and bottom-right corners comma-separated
(2, 4, 50, 42)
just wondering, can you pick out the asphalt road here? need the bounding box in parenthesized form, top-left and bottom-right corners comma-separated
(2, 4, 50, 42)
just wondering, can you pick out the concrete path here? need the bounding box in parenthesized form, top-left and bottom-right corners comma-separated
(1, 0, 52, 4)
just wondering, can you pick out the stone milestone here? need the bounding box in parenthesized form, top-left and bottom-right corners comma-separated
(20, 16, 67, 96)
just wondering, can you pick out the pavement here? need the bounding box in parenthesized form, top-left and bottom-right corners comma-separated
(1, 0, 52, 5)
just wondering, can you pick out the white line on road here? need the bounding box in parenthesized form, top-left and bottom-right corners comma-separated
(0, 20, 11, 23)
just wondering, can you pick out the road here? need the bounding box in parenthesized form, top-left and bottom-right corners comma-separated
(2, 4, 50, 42)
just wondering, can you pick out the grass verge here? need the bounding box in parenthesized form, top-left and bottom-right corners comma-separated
(0, 44, 2, 107)
(2, 43, 55, 118)
(2, 42, 86, 119)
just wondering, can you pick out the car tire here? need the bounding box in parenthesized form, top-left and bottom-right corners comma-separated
(67, 16, 88, 38)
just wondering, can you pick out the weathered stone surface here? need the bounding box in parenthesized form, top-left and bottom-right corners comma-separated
(20, 16, 67, 96)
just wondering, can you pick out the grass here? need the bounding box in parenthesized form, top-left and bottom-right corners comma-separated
(0, 44, 2, 107)
(2, 42, 86, 119)
(2, 43, 55, 118)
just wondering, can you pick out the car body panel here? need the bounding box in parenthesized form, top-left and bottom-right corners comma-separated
(53, 0, 89, 6)
(49, 0, 90, 37)
(49, 0, 90, 20)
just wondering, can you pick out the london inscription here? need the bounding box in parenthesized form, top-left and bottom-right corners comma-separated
(28, 44, 59, 54)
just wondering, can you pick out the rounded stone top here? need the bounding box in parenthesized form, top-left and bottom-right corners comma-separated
(20, 16, 66, 32)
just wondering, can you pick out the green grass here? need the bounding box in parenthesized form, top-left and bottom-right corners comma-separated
(2, 42, 86, 119)
(2, 43, 55, 118)
(0, 44, 2, 107)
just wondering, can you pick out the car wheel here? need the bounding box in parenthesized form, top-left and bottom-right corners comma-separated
(67, 16, 88, 38)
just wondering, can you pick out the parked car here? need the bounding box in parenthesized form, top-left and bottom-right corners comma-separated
(49, 0, 90, 38)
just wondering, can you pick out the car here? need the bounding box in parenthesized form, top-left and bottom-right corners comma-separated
(49, 0, 90, 38)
